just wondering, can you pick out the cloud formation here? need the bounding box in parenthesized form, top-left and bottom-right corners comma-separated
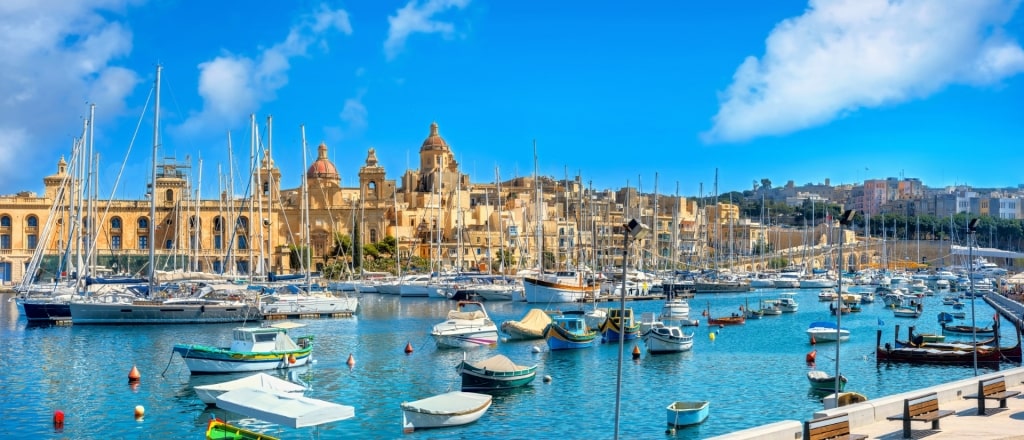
(704, 0, 1024, 143)
(0, 0, 139, 191)
(176, 5, 352, 136)
(384, 0, 470, 60)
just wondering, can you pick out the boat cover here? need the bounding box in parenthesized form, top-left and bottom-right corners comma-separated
(471, 354, 529, 372)
(401, 391, 492, 415)
(195, 373, 306, 395)
(216, 387, 355, 428)
(448, 310, 487, 320)
(502, 309, 552, 335)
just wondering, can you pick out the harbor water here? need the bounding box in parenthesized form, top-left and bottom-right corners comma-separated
(0, 288, 1017, 439)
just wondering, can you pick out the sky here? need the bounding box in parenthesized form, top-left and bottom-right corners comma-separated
(1, 0, 1023, 200)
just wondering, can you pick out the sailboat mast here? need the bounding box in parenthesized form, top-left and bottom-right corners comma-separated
(300, 125, 311, 288)
(533, 140, 541, 271)
(148, 65, 160, 294)
(265, 115, 274, 274)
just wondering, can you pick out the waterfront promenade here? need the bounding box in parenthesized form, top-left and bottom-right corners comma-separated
(711, 366, 1024, 439)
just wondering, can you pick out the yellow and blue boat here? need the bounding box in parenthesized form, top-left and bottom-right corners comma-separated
(543, 311, 597, 350)
(173, 322, 313, 374)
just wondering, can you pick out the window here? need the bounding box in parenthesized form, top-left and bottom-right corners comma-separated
(110, 236, 120, 250)
(237, 217, 248, 231)
(139, 236, 148, 250)
(111, 217, 122, 229)
(213, 216, 223, 232)
(26, 216, 38, 228)
(165, 240, 174, 249)
(165, 189, 173, 202)
(27, 234, 37, 249)
(214, 236, 223, 250)
(0, 234, 10, 249)
(138, 218, 149, 229)
(0, 215, 10, 227)
(238, 236, 248, 250)
(370, 229, 378, 243)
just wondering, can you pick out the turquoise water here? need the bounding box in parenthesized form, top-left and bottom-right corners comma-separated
(0, 289, 1016, 439)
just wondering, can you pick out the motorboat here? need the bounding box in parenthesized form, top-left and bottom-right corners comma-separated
(807, 321, 850, 343)
(642, 321, 694, 354)
(431, 301, 499, 349)
(776, 293, 799, 313)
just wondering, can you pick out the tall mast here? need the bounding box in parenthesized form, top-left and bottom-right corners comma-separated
(300, 125, 311, 288)
(148, 65, 161, 294)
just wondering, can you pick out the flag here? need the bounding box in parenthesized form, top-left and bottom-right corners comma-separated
(877, 318, 884, 326)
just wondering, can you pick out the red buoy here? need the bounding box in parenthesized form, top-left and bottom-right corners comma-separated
(806, 349, 817, 364)
(346, 353, 355, 367)
(811, 335, 817, 345)
(53, 410, 65, 430)
(404, 342, 414, 354)
(128, 365, 141, 383)
(631, 344, 641, 360)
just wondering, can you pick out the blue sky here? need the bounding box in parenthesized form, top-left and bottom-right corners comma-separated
(1, 0, 1023, 200)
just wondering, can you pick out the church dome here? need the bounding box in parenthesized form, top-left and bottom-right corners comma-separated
(420, 122, 449, 151)
(307, 142, 339, 179)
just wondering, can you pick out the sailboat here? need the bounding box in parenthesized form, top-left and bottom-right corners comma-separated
(68, 66, 261, 325)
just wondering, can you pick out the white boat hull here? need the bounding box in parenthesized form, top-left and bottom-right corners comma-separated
(260, 295, 358, 315)
(432, 329, 499, 349)
(182, 354, 311, 374)
(523, 277, 592, 303)
(401, 391, 492, 432)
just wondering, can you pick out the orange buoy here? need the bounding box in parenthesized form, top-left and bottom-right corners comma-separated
(134, 405, 145, 420)
(53, 410, 65, 429)
(811, 335, 817, 345)
(288, 354, 296, 364)
(128, 365, 141, 383)
(631, 344, 641, 360)
(806, 349, 817, 364)
(404, 342, 414, 354)
(346, 353, 355, 367)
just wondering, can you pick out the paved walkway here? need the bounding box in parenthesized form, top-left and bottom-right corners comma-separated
(847, 383, 1024, 439)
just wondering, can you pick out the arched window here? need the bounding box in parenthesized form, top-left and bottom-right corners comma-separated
(262, 181, 269, 194)
(0, 215, 10, 228)
(26, 216, 38, 228)
(165, 189, 174, 202)
(236, 216, 249, 231)
(138, 217, 149, 229)
(111, 217, 122, 230)
(213, 216, 223, 232)
(188, 216, 199, 229)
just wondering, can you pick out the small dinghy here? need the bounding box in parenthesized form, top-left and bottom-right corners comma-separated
(457, 354, 537, 391)
(401, 391, 492, 433)
(666, 401, 709, 427)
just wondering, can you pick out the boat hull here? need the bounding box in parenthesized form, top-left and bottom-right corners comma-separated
(522, 277, 593, 303)
(70, 301, 259, 324)
(206, 419, 279, 440)
(642, 325, 694, 354)
(173, 343, 313, 374)
(21, 299, 72, 321)
(259, 295, 357, 315)
(543, 322, 597, 350)
(457, 361, 537, 391)
(401, 391, 492, 432)
(432, 329, 499, 349)
(666, 401, 709, 427)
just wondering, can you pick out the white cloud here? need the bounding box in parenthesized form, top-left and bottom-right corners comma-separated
(339, 91, 368, 135)
(384, 0, 470, 60)
(176, 5, 352, 136)
(0, 0, 140, 191)
(704, 0, 1024, 143)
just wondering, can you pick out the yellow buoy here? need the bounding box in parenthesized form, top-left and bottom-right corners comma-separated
(709, 332, 716, 341)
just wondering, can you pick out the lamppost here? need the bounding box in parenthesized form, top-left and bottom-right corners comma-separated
(968, 218, 979, 375)
(613, 218, 648, 440)
(834, 209, 855, 397)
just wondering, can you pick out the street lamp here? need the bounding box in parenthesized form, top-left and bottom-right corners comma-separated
(968, 218, 979, 375)
(834, 209, 855, 398)
(613, 218, 648, 440)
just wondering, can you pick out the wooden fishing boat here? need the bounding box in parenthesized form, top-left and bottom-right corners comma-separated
(598, 307, 641, 341)
(500, 308, 555, 341)
(456, 354, 537, 391)
(543, 311, 598, 350)
(206, 418, 279, 440)
(665, 401, 710, 427)
(896, 323, 1022, 363)
(807, 370, 846, 392)
(173, 322, 313, 374)
(941, 321, 996, 335)
(401, 391, 492, 433)
(875, 329, 1003, 365)
(704, 302, 745, 326)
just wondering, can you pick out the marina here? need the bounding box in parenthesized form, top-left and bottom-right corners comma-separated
(2, 286, 1022, 438)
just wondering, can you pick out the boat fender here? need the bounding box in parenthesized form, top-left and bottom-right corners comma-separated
(200, 305, 205, 313)
(289, 354, 296, 364)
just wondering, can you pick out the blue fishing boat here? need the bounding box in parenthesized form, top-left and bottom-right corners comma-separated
(598, 307, 640, 342)
(543, 311, 597, 350)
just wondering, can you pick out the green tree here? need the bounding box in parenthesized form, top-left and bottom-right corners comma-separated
(288, 244, 311, 270)
(494, 248, 516, 271)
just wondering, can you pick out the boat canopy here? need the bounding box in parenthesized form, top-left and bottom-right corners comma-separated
(216, 387, 355, 428)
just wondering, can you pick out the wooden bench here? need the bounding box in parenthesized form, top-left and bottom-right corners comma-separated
(964, 375, 1021, 415)
(804, 412, 867, 440)
(885, 392, 954, 439)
